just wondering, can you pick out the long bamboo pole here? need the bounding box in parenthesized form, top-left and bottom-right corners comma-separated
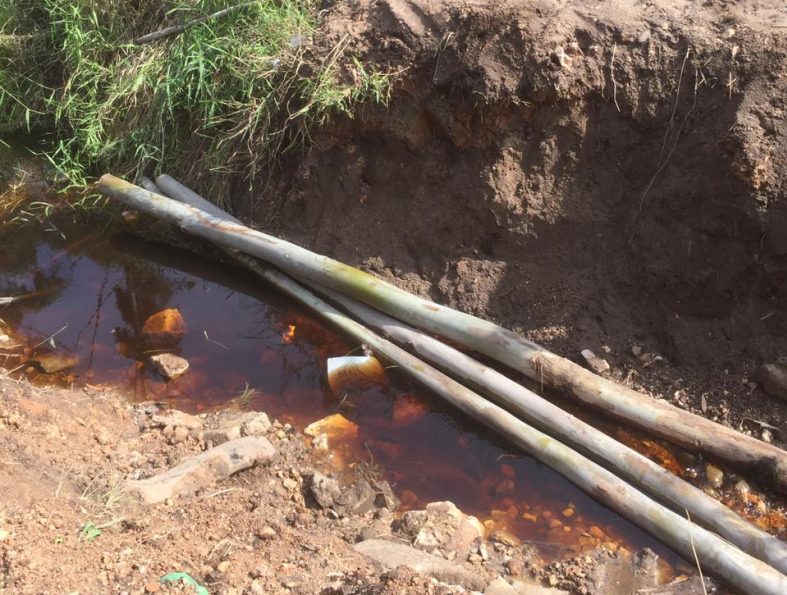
(154, 174, 787, 575)
(97, 174, 787, 493)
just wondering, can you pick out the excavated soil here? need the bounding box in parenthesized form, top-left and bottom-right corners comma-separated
(2, 2, 787, 594)
(243, 0, 787, 433)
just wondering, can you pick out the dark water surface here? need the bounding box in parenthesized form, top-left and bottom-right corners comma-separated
(0, 214, 692, 570)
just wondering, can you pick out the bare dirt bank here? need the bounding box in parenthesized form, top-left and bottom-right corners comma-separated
(252, 0, 787, 434)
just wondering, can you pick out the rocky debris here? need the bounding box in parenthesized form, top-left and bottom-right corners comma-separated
(310, 471, 342, 509)
(309, 472, 380, 516)
(535, 546, 675, 594)
(354, 538, 487, 591)
(334, 480, 377, 516)
(126, 436, 276, 504)
(399, 501, 484, 559)
(151, 409, 204, 431)
(705, 464, 724, 489)
(304, 413, 359, 442)
(758, 360, 787, 401)
(580, 350, 610, 375)
(311, 432, 330, 451)
(30, 350, 80, 374)
(148, 353, 189, 380)
(140, 308, 186, 347)
(374, 479, 400, 510)
(202, 411, 271, 445)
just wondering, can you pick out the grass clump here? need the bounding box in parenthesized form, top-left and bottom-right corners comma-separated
(0, 0, 394, 208)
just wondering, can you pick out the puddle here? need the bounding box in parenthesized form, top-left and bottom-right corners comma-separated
(1, 212, 770, 574)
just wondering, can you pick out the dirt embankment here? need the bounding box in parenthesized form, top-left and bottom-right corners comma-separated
(252, 0, 787, 430)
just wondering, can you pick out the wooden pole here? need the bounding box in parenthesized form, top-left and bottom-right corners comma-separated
(96, 174, 787, 493)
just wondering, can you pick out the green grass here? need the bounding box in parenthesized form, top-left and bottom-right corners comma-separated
(0, 0, 394, 212)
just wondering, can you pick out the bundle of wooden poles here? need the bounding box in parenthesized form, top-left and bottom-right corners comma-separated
(98, 174, 787, 594)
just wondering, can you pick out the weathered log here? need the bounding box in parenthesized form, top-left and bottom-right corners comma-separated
(155, 175, 787, 575)
(96, 174, 787, 492)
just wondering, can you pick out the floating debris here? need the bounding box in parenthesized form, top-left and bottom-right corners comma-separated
(326, 354, 386, 394)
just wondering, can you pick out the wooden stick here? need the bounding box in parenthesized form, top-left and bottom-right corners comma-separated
(96, 174, 787, 492)
(134, 2, 257, 45)
(155, 174, 787, 575)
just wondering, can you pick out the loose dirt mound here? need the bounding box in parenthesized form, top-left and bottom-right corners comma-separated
(256, 0, 787, 430)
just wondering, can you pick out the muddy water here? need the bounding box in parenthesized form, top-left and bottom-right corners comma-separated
(0, 214, 707, 572)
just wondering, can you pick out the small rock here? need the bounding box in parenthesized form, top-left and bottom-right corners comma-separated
(485, 577, 517, 594)
(31, 351, 81, 374)
(706, 464, 724, 488)
(758, 362, 787, 401)
(333, 480, 377, 516)
(762, 429, 773, 443)
(354, 539, 487, 590)
(242, 413, 271, 436)
(402, 501, 484, 559)
(257, 526, 277, 540)
(312, 433, 330, 452)
(141, 308, 187, 347)
(734, 479, 750, 498)
(149, 353, 189, 380)
(374, 480, 400, 510)
(144, 582, 160, 594)
(637, 29, 652, 43)
(490, 530, 521, 548)
(551, 46, 569, 68)
(126, 436, 276, 504)
(151, 410, 203, 431)
(304, 414, 359, 441)
(217, 560, 230, 573)
(310, 471, 342, 509)
(588, 526, 605, 540)
(0, 529, 9, 541)
(581, 349, 610, 375)
(172, 425, 189, 444)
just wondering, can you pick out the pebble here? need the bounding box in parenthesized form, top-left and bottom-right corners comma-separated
(734, 479, 751, 498)
(144, 582, 160, 593)
(217, 560, 230, 573)
(312, 433, 329, 452)
(257, 526, 277, 540)
(706, 464, 724, 488)
(172, 426, 189, 444)
(581, 349, 610, 375)
(0, 529, 9, 541)
(561, 507, 575, 518)
(521, 513, 537, 523)
(588, 526, 605, 539)
(758, 362, 787, 401)
(762, 429, 773, 443)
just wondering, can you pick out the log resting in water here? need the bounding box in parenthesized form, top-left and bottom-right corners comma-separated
(152, 173, 787, 576)
(96, 174, 787, 494)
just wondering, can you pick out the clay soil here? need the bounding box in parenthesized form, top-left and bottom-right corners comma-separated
(253, 0, 787, 433)
(2, 1, 787, 594)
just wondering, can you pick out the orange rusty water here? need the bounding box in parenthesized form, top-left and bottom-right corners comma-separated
(3, 215, 779, 573)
